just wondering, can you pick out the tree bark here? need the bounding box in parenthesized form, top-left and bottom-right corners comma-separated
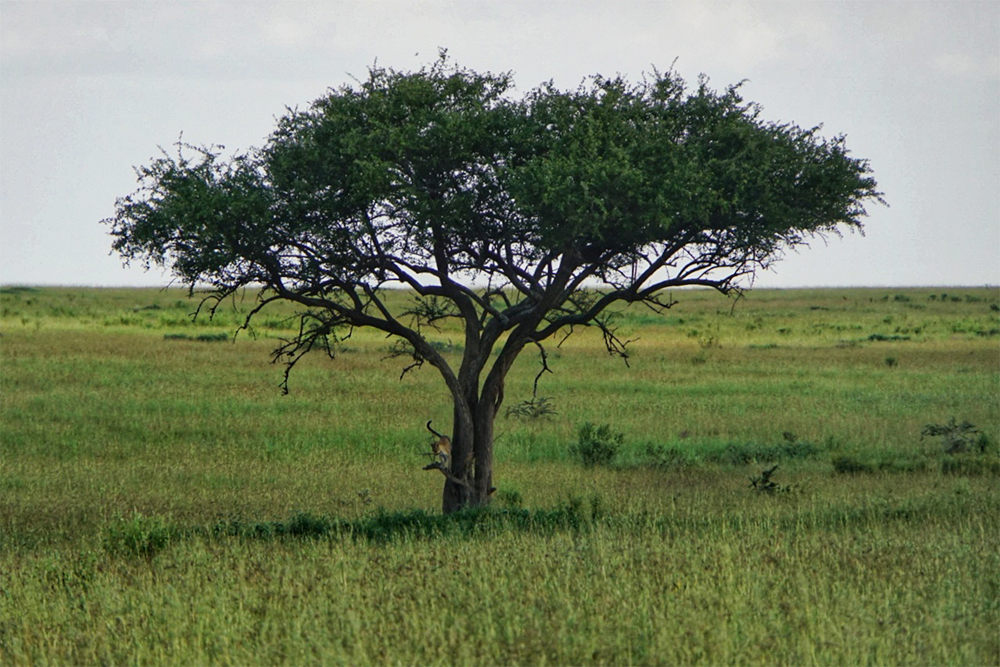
(442, 401, 475, 513)
(472, 402, 496, 504)
(440, 370, 506, 512)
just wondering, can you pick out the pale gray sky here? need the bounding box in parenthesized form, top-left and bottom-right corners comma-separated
(1, 1, 998, 287)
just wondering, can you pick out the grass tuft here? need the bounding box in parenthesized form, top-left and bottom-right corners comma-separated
(103, 512, 180, 559)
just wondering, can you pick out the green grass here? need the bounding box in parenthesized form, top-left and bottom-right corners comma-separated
(1, 285, 998, 664)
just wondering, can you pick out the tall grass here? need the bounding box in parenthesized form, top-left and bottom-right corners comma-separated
(1, 285, 998, 664)
(3, 478, 997, 665)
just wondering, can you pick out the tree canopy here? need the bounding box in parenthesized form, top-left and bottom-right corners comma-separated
(106, 55, 883, 512)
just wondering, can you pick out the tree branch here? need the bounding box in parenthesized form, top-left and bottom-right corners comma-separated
(422, 461, 471, 487)
(529, 339, 553, 397)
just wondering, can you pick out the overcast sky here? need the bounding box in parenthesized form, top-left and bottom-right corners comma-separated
(1, 1, 997, 288)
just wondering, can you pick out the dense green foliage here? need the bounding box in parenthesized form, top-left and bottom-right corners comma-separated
(570, 422, 625, 467)
(103, 56, 883, 510)
(2, 286, 998, 664)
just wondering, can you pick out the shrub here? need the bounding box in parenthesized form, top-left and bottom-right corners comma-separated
(570, 422, 624, 467)
(749, 465, 791, 494)
(103, 512, 178, 559)
(645, 444, 698, 470)
(285, 511, 336, 537)
(505, 396, 557, 420)
(922, 417, 983, 454)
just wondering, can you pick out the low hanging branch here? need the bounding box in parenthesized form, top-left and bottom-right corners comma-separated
(383, 339, 426, 381)
(422, 461, 471, 488)
(530, 339, 553, 399)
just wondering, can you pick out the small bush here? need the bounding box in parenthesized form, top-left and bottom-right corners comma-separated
(922, 417, 983, 454)
(749, 465, 791, 494)
(285, 511, 336, 538)
(103, 512, 178, 559)
(570, 422, 624, 467)
(506, 396, 557, 420)
(645, 444, 698, 470)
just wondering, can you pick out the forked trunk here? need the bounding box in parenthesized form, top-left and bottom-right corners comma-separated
(441, 402, 473, 513)
(439, 326, 517, 514)
(441, 403, 497, 514)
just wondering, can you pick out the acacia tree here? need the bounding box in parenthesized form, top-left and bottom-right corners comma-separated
(106, 57, 882, 512)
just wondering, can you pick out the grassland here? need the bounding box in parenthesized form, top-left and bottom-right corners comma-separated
(1, 285, 998, 665)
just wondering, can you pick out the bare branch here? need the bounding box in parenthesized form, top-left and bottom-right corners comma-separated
(529, 339, 553, 398)
(383, 339, 426, 380)
(593, 314, 637, 367)
(422, 461, 471, 487)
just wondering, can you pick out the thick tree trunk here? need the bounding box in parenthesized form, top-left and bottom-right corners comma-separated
(442, 402, 475, 513)
(439, 324, 520, 513)
(440, 396, 499, 513)
(441, 477, 467, 514)
(472, 399, 496, 504)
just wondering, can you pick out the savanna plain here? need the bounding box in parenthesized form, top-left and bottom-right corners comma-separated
(1, 285, 998, 666)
